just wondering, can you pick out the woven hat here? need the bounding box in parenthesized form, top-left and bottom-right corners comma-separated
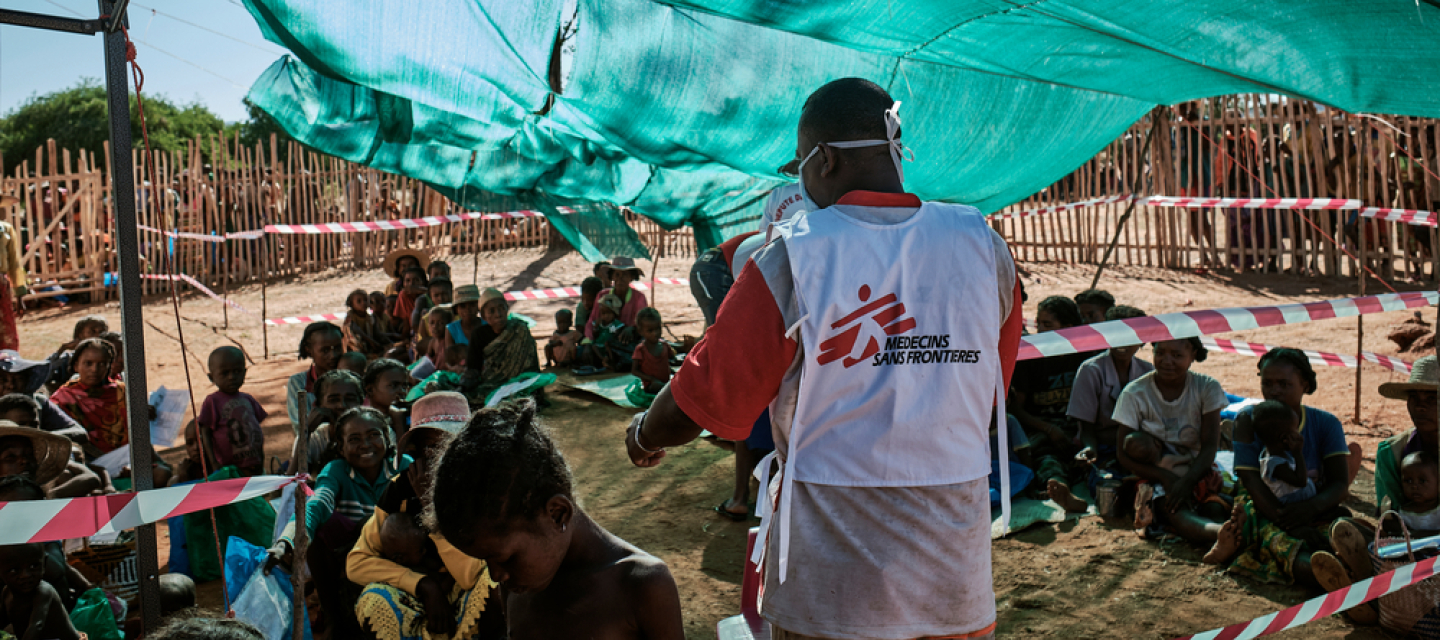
(1380, 355, 1440, 400)
(382, 248, 430, 278)
(609, 256, 644, 277)
(448, 285, 482, 306)
(400, 391, 471, 448)
(0, 421, 71, 486)
(479, 287, 506, 310)
(598, 293, 624, 314)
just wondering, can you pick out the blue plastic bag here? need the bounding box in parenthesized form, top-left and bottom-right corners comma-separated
(223, 536, 313, 640)
(989, 461, 1035, 507)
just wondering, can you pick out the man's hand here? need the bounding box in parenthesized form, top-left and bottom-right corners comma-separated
(626, 413, 667, 468)
(416, 574, 457, 637)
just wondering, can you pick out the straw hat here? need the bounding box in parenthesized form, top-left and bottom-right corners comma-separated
(0, 421, 72, 486)
(479, 287, 506, 310)
(609, 256, 644, 277)
(382, 248, 430, 278)
(448, 285, 482, 307)
(1380, 355, 1440, 400)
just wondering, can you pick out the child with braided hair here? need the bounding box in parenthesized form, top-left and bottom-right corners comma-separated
(426, 399, 683, 639)
(50, 337, 130, 456)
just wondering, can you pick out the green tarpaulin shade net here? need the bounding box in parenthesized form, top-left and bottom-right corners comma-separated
(240, 0, 1440, 257)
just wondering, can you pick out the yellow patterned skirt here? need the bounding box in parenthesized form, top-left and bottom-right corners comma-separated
(356, 580, 491, 640)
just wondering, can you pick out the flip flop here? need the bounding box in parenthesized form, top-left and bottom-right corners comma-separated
(572, 365, 602, 376)
(1312, 551, 1378, 624)
(714, 503, 749, 522)
(1330, 520, 1374, 583)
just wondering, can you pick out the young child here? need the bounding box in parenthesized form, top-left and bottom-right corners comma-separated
(545, 309, 583, 367)
(99, 331, 125, 380)
(426, 260, 451, 284)
(362, 358, 409, 440)
(169, 420, 211, 487)
(1074, 289, 1116, 325)
(575, 277, 604, 335)
(631, 308, 674, 394)
(411, 277, 453, 333)
(393, 268, 429, 337)
(296, 370, 365, 470)
(1122, 431, 1191, 477)
(369, 291, 397, 339)
(1251, 400, 1316, 505)
(417, 307, 454, 370)
(0, 542, 82, 640)
(60, 315, 108, 352)
(378, 511, 444, 575)
(578, 294, 625, 370)
(197, 346, 268, 477)
(427, 399, 683, 639)
(338, 352, 368, 375)
(0, 395, 100, 498)
(343, 289, 384, 356)
(49, 337, 128, 455)
(0, 476, 93, 612)
(1397, 450, 1440, 533)
(405, 345, 468, 402)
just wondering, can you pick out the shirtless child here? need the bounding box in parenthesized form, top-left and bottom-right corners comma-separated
(379, 511, 445, 575)
(1122, 431, 1191, 476)
(0, 542, 82, 640)
(427, 399, 683, 639)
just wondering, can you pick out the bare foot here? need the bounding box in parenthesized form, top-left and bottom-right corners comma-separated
(1203, 502, 1246, 565)
(1133, 483, 1155, 532)
(1046, 479, 1089, 513)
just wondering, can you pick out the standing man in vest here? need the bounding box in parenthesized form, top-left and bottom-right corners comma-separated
(626, 78, 1024, 640)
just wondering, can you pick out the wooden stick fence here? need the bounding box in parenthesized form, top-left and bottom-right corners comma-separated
(3, 94, 1437, 306)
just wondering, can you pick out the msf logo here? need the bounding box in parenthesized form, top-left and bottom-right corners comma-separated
(817, 285, 917, 368)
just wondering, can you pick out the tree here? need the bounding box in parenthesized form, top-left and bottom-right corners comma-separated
(238, 98, 294, 164)
(0, 79, 229, 174)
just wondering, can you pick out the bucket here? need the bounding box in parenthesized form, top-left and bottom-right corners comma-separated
(1096, 480, 1121, 517)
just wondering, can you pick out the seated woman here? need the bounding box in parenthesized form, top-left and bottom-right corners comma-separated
(1309, 354, 1438, 623)
(350, 392, 504, 640)
(460, 288, 540, 404)
(0, 422, 75, 497)
(269, 406, 393, 638)
(1113, 337, 1230, 544)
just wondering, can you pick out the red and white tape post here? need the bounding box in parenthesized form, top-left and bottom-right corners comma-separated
(1141, 196, 1362, 210)
(265, 312, 346, 326)
(991, 195, 1135, 221)
(1357, 206, 1438, 227)
(0, 475, 302, 545)
(1175, 555, 1439, 639)
(141, 274, 256, 317)
(264, 210, 546, 234)
(1019, 290, 1439, 361)
(1200, 337, 1414, 374)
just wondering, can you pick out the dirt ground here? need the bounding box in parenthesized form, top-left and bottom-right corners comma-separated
(16, 246, 1436, 639)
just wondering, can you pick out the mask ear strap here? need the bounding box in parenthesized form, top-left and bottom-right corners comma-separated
(884, 101, 913, 182)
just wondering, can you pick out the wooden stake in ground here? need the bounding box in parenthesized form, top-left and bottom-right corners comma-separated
(292, 392, 310, 640)
(1090, 116, 1160, 290)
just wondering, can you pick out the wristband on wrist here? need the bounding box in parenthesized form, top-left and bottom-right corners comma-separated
(634, 411, 663, 454)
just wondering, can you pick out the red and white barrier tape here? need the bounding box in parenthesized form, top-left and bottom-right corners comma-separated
(0, 474, 302, 544)
(1200, 337, 1413, 374)
(992, 195, 1366, 223)
(992, 195, 1135, 221)
(504, 287, 582, 301)
(1357, 207, 1438, 228)
(264, 279, 695, 325)
(1175, 555, 1438, 640)
(265, 312, 345, 326)
(1141, 196, 1362, 210)
(141, 274, 256, 317)
(264, 210, 545, 234)
(138, 225, 226, 243)
(1018, 290, 1438, 361)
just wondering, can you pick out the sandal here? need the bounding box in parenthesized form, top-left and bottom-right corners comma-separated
(1330, 520, 1374, 583)
(714, 502, 749, 522)
(1312, 551, 1378, 624)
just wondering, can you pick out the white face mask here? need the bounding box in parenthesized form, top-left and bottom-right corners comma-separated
(795, 101, 912, 211)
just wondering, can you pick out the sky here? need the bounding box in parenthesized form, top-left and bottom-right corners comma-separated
(0, 0, 284, 122)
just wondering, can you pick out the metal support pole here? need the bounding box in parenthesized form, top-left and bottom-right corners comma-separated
(100, 0, 160, 631)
